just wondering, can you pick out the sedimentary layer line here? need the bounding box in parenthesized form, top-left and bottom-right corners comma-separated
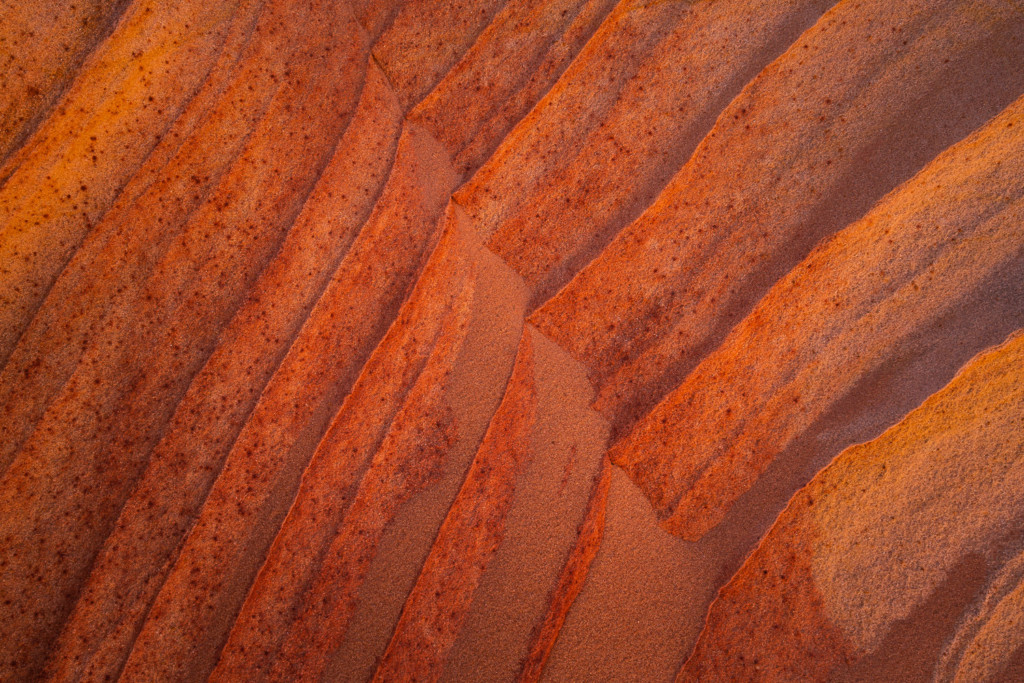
(681, 330, 1024, 680)
(2, 0, 1024, 679)
(43, 57, 401, 683)
(534, 0, 1024, 440)
(612, 90, 1024, 540)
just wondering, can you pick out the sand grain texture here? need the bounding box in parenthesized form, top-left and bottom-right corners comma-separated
(2, 0, 1023, 680)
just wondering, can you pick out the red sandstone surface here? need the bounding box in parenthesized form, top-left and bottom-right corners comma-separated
(1, 1, 1023, 681)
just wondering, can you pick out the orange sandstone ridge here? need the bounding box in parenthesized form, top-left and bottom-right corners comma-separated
(0, 1, 1022, 681)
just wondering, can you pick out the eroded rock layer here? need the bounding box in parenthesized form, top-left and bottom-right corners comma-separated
(1, 0, 1022, 681)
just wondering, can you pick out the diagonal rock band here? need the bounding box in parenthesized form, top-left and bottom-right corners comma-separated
(1, 0, 1022, 681)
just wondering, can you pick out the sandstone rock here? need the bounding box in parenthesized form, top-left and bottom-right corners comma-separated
(682, 331, 1024, 681)
(612, 90, 1024, 540)
(2, 0, 1023, 680)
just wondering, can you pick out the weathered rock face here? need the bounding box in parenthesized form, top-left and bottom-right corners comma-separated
(0, 1, 1022, 681)
(682, 330, 1024, 682)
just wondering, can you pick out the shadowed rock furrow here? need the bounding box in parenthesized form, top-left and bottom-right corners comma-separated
(350, 0, 402, 42)
(451, 0, 835, 313)
(42, 59, 401, 683)
(454, 0, 697, 245)
(0, 0, 247, 362)
(204, 10, 666, 675)
(2, 0, 1024, 679)
(4, 2, 613, 677)
(317, 224, 527, 683)
(937, 551, 1024, 682)
(409, 0, 618, 178)
(24, 2, 584, 677)
(372, 327, 540, 682)
(476, 0, 837, 310)
(613, 91, 1024, 540)
(0, 0, 131, 167)
(372, 0, 510, 111)
(450, 0, 616, 179)
(205, 206, 514, 681)
(534, 0, 1024, 441)
(0, 5, 367, 679)
(681, 330, 1024, 681)
(114, 120, 457, 682)
(437, 328, 608, 683)
(0, 0, 333, 472)
(263, 238, 479, 681)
